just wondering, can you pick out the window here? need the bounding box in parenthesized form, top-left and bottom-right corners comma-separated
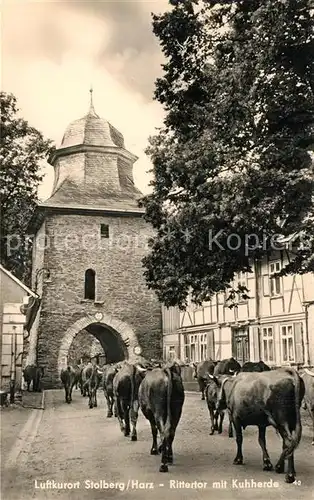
(281, 325, 295, 362)
(167, 346, 176, 361)
(84, 269, 95, 300)
(236, 272, 248, 302)
(100, 224, 109, 238)
(190, 335, 197, 362)
(262, 326, 274, 362)
(200, 333, 207, 360)
(184, 332, 210, 362)
(269, 261, 282, 296)
(183, 334, 190, 363)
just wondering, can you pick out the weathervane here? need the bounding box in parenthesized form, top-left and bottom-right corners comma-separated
(89, 84, 96, 115)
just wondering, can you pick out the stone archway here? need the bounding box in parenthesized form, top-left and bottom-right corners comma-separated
(58, 313, 139, 373)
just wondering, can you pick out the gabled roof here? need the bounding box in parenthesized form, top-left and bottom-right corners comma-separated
(0, 265, 38, 297)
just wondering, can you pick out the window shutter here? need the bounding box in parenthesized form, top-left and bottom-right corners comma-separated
(294, 322, 304, 364)
(252, 327, 260, 361)
(207, 330, 214, 359)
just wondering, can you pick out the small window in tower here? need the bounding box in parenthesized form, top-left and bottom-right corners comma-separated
(84, 269, 96, 300)
(100, 224, 109, 238)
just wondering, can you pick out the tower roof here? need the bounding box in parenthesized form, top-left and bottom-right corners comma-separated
(40, 91, 143, 216)
(60, 90, 125, 149)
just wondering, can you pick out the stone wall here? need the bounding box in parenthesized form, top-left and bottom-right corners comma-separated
(36, 212, 162, 387)
(1, 303, 24, 391)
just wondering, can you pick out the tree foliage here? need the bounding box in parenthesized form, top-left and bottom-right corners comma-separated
(0, 92, 53, 282)
(141, 0, 314, 309)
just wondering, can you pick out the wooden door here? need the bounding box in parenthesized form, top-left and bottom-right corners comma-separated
(232, 328, 249, 363)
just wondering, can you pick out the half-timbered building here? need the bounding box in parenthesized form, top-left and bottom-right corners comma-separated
(162, 250, 314, 367)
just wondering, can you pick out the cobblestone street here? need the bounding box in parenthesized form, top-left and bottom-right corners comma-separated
(1, 390, 314, 500)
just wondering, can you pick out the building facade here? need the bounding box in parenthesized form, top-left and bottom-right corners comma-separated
(27, 95, 162, 388)
(163, 251, 314, 367)
(0, 265, 38, 391)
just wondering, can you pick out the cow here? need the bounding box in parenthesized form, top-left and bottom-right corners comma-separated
(102, 363, 121, 417)
(60, 366, 77, 403)
(216, 368, 305, 484)
(139, 361, 185, 472)
(208, 357, 241, 437)
(206, 360, 271, 437)
(241, 361, 271, 372)
(23, 365, 44, 392)
(213, 357, 241, 376)
(113, 362, 146, 442)
(72, 363, 85, 391)
(81, 362, 93, 397)
(77, 362, 88, 395)
(193, 360, 218, 400)
(205, 374, 228, 435)
(87, 364, 103, 409)
(301, 368, 314, 445)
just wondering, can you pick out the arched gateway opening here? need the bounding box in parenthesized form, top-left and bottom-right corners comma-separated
(58, 314, 139, 373)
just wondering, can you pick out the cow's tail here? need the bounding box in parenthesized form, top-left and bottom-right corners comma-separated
(284, 369, 303, 458)
(130, 364, 136, 409)
(164, 368, 173, 439)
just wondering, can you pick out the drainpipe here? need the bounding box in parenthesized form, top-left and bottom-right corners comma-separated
(303, 300, 314, 366)
(177, 327, 181, 361)
(10, 326, 17, 404)
(254, 259, 261, 360)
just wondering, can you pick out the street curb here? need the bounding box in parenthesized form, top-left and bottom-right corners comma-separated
(40, 390, 45, 410)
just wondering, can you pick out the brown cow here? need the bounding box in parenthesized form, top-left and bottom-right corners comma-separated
(217, 368, 305, 484)
(241, 361, 271, 372)
(139, 362, 185, 472)
(102, 363, 121, 417)
(113, 362, 145, 441)
(193, 360, 218, 400)
(87, 365, 103, 409)
(60, 366, 77, 404)
(205, 374, 234, 435)
(81, 362, 93, 397)
(213, 357, 241, 376)
(301, 368, 314, 445)
(23, 365, 44, 392)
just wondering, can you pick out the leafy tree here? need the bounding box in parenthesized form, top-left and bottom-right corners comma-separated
(0, 92, 53, 282)
(141, 0, 314, 309)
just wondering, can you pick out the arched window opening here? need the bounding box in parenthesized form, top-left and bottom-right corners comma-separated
(84, 269, 96, 300)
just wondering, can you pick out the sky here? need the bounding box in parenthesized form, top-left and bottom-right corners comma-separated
(1, 0, 169, 200)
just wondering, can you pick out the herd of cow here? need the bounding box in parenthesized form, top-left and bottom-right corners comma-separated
(23, 358, 314, 483)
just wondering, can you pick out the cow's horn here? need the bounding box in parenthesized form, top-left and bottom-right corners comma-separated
(207, 373, 214, 379)
(137, 365, 147, 372)
(97, 369, 104, 375)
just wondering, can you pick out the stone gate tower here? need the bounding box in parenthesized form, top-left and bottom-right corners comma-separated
(28, 93, 162, 388)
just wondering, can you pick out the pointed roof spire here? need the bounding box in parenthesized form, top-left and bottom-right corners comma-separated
(88, 85, 98, 117)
